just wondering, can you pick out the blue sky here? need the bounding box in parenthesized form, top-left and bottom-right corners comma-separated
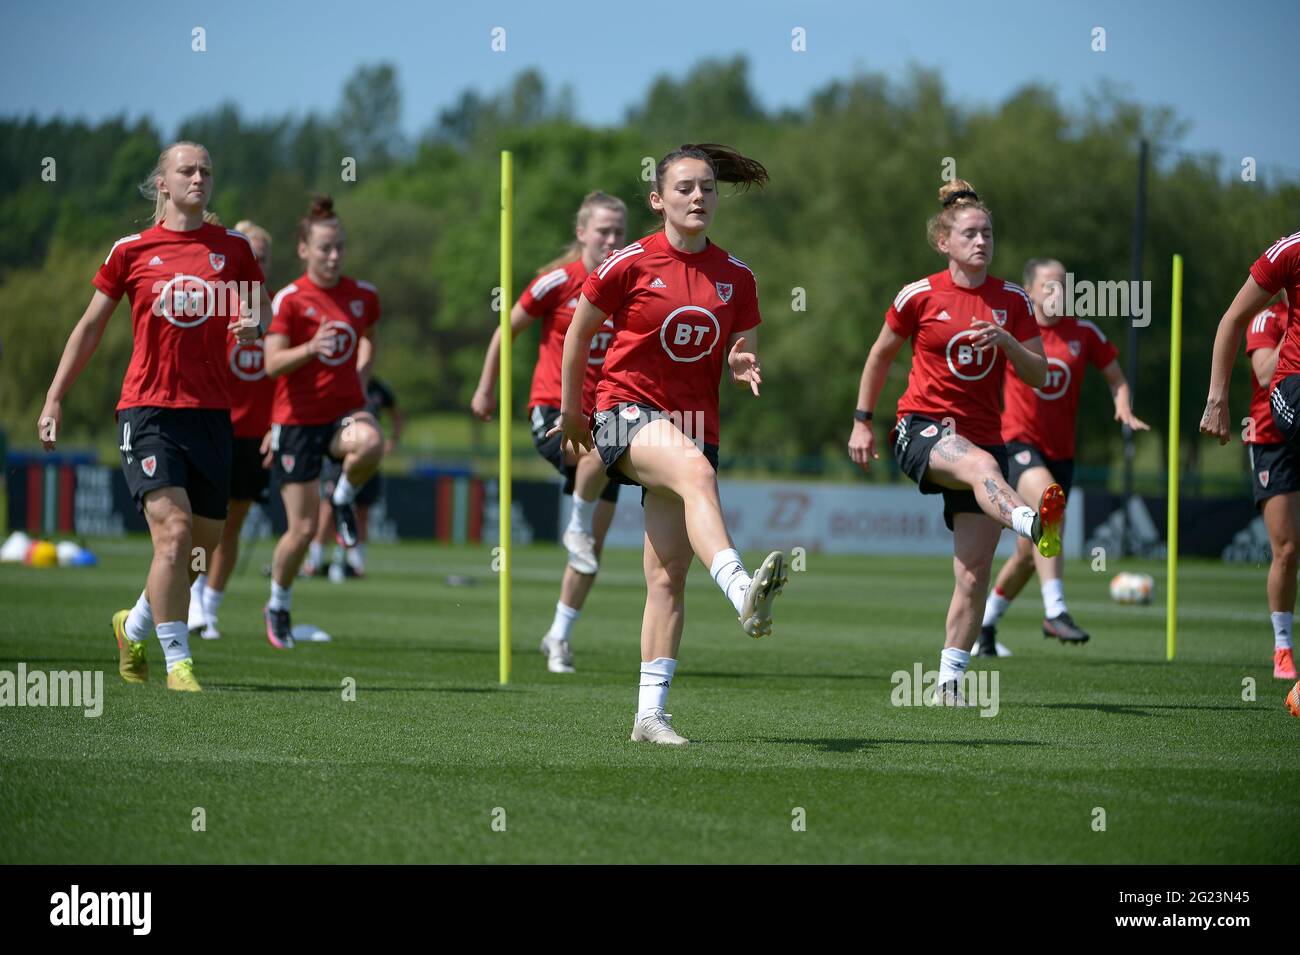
(3, 0, 1296, 176)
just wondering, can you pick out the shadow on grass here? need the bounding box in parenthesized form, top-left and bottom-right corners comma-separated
(0, 658, 111, 666)
(207, 683, 498, 694)
(1034, 702, 1258, 716)
(680, 670, 879, 682)
(755, 737, 1045, 754)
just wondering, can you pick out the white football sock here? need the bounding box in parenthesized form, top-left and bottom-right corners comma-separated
(548, 602, 580, 642)
(347, 543, 366, 570)
(567, 495, 596, 536)
(269, 581, 291, 611)
(333, 475, 358, 506)
(982, 588, 1011, 627)
(1041, 578, 1067, 618)
(307, 541, 323, 567)
(190, 574, 205, 607)
(938, 647, 970, 685)
(710, 548, 750, 614)
(202, 585, 224, 625)
(125, 589, 152, 642)
(1011, 505, 1037, 540)
(1272, 611, 1293, 650)
(637, 657, 677, 719)
(156, 620, 192, 671)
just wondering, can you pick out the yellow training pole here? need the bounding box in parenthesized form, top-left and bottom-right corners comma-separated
(499, 151, 513, 684)
(1166, 253, 1183, 661)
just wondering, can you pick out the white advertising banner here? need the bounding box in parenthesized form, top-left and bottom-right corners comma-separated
(567, 479, 1084, 558)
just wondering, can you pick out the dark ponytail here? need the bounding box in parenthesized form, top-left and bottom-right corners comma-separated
(653, 144, 769, 197)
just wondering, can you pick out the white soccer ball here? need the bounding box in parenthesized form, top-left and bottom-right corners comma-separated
(1109, 571, 1154, 605)
(290, 623, 332, 643)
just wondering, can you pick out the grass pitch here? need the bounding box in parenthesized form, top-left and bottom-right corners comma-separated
(0, 537, 1295, 863)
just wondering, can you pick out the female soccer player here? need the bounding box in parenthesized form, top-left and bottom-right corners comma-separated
(1201, 231, 1300, 703)
(977, 257, 1149, 656)
(471, 191, 627, 673)
(263, 196, 384, 648)
(39, 141, 267, 691)
(187, 220, 276, 639)
(553, 145, 788, 745)
(847, 179, 1060, 705)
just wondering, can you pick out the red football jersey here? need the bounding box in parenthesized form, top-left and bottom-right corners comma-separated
(226, 327, 276, 439)
(885, 270, 1039, 446)
(268, 274, 380, 426)
(1255, 232, 1300, 392)
(583, 231, 761, 446)
(1245, 304, 1286, 445)
(519, 258, 610, 414)
(93, 223, 266, 413)
(1001, 316, 1119, 459)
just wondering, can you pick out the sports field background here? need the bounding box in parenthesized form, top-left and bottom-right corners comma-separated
(0, 537, 1295, 863)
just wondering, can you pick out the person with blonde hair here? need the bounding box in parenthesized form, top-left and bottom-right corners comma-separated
(472, 190, 628, 672)
(848, 179, 1059, 705)
(39, 141, 268, 691)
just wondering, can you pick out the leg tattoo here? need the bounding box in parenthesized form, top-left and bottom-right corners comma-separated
(933, 434, 974, 463)
(982, 477, 1015, 523)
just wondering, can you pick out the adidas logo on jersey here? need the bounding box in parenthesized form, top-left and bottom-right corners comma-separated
(567, 297, 578, 307)
(649, 277, 667, 288)
(936, 310, 952, 322)
(148, 255, 163, 266)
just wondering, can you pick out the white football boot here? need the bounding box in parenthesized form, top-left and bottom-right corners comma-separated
(740, 550, 787, 638)
(630, 711, 689, 747)
(562, 528, 599, 575)
(539, 634, 575, 673)
(931, 679, 975, 707)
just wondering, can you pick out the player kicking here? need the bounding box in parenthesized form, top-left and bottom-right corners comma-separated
(848, 179, 1058, 706)
(1201, 231, 1300, 704)
(187, 220, 276, 639)
(553, 144, 787, 745)
(471, 191, 628, 672)
(39, 141, 267, 691)
(263, 195, 384, 648)
(977, 257, 1149, 656)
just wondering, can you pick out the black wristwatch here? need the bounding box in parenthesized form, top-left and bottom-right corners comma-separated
(854, 409, 873, 423)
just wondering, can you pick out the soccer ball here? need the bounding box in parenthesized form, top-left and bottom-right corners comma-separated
(1109, 572, 1154, 605)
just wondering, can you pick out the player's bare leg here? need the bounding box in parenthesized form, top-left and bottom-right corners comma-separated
(266, 480, 319, 648)
(935, 512, 1001, 706)
(621, 418, 786, 636)
(1262, 492, 1299, 678)
(196, 498, 252, 639)
(543, 498, 616, 673)
(305, 496, 333, 576)
(328, 413, 383, 547)
(925, 435, 1062, 556)
(629, 492, 692, 745)
(562, 449, 609, 573)
(138, 487, 205, 686)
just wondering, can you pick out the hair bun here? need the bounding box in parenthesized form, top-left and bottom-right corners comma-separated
(309, 195, 335, 218)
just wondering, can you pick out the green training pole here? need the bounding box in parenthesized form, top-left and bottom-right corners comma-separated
(1166, 254, 1183, 661)
(499, 151, 513, 684)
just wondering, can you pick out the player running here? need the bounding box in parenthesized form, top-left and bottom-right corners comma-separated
(471, 191, 627, 672)
(1201, 230, 1300, 703)
(552, 144, 787, 745)
(977, 257, 1149, 656)
(187, 220, 276, 639)
(39, 141, 267, 691)
(262, 195, 384, 648)
(848, 179, 1059, 706)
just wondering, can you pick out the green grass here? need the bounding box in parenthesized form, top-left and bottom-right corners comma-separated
(0, 538, 1295, 863)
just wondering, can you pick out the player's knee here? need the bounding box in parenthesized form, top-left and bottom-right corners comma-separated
(675, 453, 717, 498)
(1275, 537, 1298, 570)
(154, 512, 193, 564)
(647, 555, 691, 595)
(954, 563, 989, 596)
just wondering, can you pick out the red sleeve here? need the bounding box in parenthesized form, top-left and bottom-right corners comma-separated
(518, 269, 565, 318)
(1245, 308, 1283, 355)
(1250, 236, 1300, 294)
(92, 238, 130, 300)
(367, 287, 381, 329)
(1085, 321, 1119, 368)
(884, 285, 920, 337)
(581, 249, 635, 316)
(731, 271, 761, 334)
